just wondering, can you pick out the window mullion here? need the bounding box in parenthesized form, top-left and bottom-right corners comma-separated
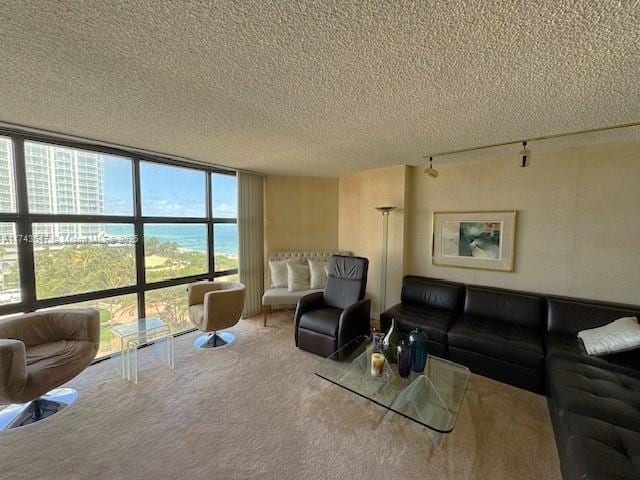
(207, 171, 214, 280)
(133, 157, 146, 318)
(13, 135, 36, 312)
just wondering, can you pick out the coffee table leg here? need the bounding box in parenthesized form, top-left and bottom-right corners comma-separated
(126, 340, 139, 384)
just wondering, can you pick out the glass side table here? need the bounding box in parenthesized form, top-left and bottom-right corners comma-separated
(110, 317, 175, 383)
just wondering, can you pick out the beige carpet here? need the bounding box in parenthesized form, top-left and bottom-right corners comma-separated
(0, 311, 561, 480)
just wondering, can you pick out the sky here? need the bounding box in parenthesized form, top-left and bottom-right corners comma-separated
(103, 156, 237, 218)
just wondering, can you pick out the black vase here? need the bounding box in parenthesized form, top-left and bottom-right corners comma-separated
(409, 328, 429, 373)
(397, 340, 412, 378)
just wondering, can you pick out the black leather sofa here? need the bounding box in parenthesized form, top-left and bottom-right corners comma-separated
(545, 296, 640, 480)
(379, 276, 463, 357)
(381, 275, 640, 480)
(448, 285, 546, 393)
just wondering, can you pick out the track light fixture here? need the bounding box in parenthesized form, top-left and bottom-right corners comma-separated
(424, 156, 439, 178)
(519, 141, 531, 167)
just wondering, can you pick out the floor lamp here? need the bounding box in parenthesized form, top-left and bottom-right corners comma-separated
(375, 206, 396, 314)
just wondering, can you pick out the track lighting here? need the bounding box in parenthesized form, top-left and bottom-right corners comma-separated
(424, 156, 439, 178)
(519, 141, 531, 167)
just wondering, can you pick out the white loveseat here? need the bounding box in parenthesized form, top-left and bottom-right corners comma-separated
(262, 251, 349, 326)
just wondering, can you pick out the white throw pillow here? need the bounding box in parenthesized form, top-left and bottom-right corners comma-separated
(308, 259, 329, 289)
(578, 316, 640, 356)
(287, 263, 310, 292)
(269, 260, 289, 288)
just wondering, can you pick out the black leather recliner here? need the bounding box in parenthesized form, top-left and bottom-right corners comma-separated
(294, 255, 370, 357)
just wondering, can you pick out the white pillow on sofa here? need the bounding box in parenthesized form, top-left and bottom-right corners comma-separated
(578, 316, 640, 356)
(308, 259, 329, 289)
(287, 263, 310, 292)
(269, 260, 289, 288)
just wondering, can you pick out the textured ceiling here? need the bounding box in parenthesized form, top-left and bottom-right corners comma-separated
(0, 0, 638, 176)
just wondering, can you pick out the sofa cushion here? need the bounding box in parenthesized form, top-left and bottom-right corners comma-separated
(546, 332, 640, 376)
(400, 276, 464, 312)
(287, 263, 310, 292)
(463, 286, 543, 328)
(562, 412, 640, 480)
(380, 303, 455, 344)
(308, 259, 329, 289)
(578, 316, 640, 356)
(298, 307, 342, 337)
(449, 346, 544, 393)
(268, 260, 289, 288)
(448, 315, 544, 369)
(25, 340, 97, 400)
(546, 296, 640, 336)
(262, 288, 323, 306)
(547, 358, 640, 432)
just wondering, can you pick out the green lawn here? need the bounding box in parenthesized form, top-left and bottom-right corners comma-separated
(98, 324, 113, 356)
(145, 255, 168, 268)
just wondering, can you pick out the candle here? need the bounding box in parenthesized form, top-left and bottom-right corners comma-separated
(371, 353, 385, 377)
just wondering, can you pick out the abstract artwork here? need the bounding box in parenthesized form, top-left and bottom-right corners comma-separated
(433, 211, 516, 271)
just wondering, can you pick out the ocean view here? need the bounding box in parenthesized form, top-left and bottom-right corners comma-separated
(105, 224, 238, 255)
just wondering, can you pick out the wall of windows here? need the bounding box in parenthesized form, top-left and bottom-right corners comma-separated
(0, 130, 238, 359)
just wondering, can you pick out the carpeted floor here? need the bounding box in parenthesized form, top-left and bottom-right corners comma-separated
(0, 311, 561, 480)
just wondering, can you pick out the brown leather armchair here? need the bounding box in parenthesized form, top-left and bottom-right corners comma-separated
(295, 255, 370, 357)
(188, 281, 246, 348)
(0, 309, 100, 429)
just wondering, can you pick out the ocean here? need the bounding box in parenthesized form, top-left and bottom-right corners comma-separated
(105, 224, 238, 255)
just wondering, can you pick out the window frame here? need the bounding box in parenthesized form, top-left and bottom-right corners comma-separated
(0, 128, 238, 327)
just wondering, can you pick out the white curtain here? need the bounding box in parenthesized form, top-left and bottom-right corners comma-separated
(238, 172, 264, 317)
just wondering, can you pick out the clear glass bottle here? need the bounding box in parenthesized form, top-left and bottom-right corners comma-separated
(382, 318, 401, 364)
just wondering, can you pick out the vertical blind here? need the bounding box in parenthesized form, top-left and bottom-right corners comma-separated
(238, 172, 264, 317)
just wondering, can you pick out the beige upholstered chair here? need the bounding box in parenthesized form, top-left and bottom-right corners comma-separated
(0, 309, 100, 430)
(188, 281, 246, 348)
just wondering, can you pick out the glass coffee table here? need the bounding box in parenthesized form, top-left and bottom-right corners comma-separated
(315, 335, 470, 433)
(110, 317, 175, 384)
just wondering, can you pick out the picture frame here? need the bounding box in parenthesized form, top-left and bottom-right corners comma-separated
(432, 210, 517, 272)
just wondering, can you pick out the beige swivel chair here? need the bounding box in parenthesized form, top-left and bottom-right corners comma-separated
(187, 281, 246, 348)
(0, 309, 100, 430)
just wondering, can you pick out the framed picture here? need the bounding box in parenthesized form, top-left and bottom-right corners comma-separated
(432, 210, 517, 272)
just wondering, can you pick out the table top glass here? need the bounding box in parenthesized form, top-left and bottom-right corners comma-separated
(110, 317, 169, 339)
(314, 335, 470, 433)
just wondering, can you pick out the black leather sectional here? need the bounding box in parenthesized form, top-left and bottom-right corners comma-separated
(381, 275, 640, 480)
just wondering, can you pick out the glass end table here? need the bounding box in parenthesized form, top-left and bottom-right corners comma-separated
(315, 335, 470, 433)
(110, 317, 175, 383)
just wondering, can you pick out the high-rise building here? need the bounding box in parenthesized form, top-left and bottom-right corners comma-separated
(24, 142, 105, 239)
(0, 140, 108, 305)
(0, 137, 16, 215)
(0, 137, 17, 241)
(0, 140, 106, 241)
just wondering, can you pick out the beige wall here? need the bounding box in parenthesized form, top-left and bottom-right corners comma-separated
(405, 141, 640, 305)
(338, 165, 409, 317)
(264, 176, 339, 254)
(265, 141, 639, 312)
